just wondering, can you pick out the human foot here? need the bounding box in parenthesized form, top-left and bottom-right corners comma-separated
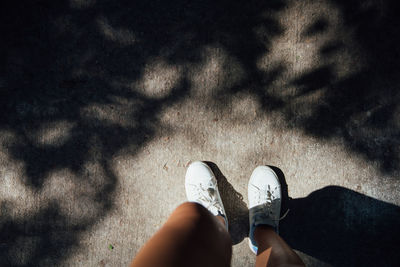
(185, 161, 228, 229)
(248, 166, 281, 254)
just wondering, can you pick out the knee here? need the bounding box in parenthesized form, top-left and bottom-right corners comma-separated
(169, 202, 223, 229)
(173, 202, 231, 244)
(175, 202, 210, 218)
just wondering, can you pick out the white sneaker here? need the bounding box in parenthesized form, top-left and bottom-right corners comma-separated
(248, 166, 281, 254)
(185, 161, 228, 229)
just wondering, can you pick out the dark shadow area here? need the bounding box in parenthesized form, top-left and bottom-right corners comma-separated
(292, 66, 334, 96)
(302, 17, 329, 37)
(0, 201, 82, 266)
(319, 41, 344, 56)
(205, 162, 248, 245)
(265, 166, 400, 266)
(268, 166, 290, 216)
(281, 185, 400, 266)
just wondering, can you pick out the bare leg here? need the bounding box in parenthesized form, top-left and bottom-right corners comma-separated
(254, 225, 305, 267)
(130, 202, 232, 267)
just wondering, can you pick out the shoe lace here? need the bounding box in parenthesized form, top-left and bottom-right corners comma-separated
(190, 181, 222, 213)
(252, 184, 289, 221)
(253, 184, 277, 204)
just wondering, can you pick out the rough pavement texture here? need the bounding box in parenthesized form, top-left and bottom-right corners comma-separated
(1, 0, 400, 266)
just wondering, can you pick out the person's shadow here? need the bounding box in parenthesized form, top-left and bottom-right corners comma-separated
(206, 162, 400, 266)
(281, 185, 400, 267)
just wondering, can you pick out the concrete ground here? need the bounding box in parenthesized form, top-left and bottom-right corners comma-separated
(1, 0, 400, 266)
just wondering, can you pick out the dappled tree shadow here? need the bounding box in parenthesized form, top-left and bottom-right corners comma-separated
(277, 0, 400, 173)
(0, 0, 287, 265)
